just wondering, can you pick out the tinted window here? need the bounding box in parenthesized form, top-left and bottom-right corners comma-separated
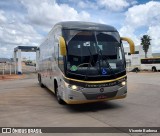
(134, 51, 139, 54)
(63, 30, 125, 77)
(141, 58, 160, 64)
(54, 27, 64, 72)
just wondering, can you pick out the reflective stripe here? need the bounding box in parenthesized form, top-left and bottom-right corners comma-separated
(63, 75, 127, 84)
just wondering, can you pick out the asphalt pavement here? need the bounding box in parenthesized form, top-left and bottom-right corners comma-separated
(0, 72, 160, 136)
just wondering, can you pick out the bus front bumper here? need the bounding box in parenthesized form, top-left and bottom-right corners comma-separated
(64, 94, 127, 104)
(62, 84, 127, 104)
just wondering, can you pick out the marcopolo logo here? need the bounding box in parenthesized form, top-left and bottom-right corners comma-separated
(100, 88, 104, 93)
(2, 128, 11, 133)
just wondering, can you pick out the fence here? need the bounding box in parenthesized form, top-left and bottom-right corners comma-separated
(0, 62, 15, 75)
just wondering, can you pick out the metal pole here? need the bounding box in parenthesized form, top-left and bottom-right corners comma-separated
(14, 51, 17, 74)
(17, 49, 22, 74)
(10, 63, 11, 75)
(36, 50, 40, 71)
(3, 63, 4, 75)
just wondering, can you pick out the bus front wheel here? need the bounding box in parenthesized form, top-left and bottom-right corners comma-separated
(38, 74, 45, 88)
(54, 81, 65, 104)
(152, 67, 157, 72)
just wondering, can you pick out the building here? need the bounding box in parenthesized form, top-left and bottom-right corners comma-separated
(0, 58, 11, 63)
(0, 58, 12, 75)
(124, 45, 152, 70)
(152, 53, 160, 57)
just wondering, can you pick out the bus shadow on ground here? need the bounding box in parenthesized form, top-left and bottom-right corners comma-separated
(65, 101, 123, 113)
(40, 84, 124, 112)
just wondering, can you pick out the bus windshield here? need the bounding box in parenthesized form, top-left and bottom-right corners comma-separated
(63, 29, 125, 77)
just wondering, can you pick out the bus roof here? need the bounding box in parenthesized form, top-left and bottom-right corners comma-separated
(54, 21, 117, 31)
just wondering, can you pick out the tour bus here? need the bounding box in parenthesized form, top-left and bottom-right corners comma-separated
(141, 57, 160, 72)
(38, 21, 135, 104)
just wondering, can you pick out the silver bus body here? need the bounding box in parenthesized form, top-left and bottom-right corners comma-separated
(38, 21, 134, 104)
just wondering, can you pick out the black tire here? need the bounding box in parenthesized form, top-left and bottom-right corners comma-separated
(152, 67, 157, 72)
(54, 81, 65, 104)
(38, 74, 45, 88)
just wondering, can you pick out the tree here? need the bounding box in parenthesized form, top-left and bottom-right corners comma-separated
(141, 35, 151, 58)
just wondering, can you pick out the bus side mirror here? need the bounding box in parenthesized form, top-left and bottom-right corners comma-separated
(59, 36, 66, 56)
(121, 37, 135, 54)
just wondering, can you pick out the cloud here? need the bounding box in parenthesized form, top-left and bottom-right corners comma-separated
(21, 0, 91, 29)
(0, 47, 9, 58)
(147, 25, 160, 53)
(120, 25, 139, 46)
(0, 47, 7, 52)
(0, 10, 7, 23)
(0, 22, 42, 45)
(69, 0, 137, 12)
(0, 0, 92, 58)
(124, 1, 160, 28)
(119, 1, 160, 52)
(98, 0, 130, 11)
(77, 0, 98, 9)
(0, 20, 43, 58)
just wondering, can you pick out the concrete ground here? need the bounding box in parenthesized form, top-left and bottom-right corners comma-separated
(0, 72, 160, 136)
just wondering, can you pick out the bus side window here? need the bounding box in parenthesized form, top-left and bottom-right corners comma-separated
(58, 45, 64, 72)
(54, 38, 64, 72)
(141, 59, 147, 64)
(54, 39, 59, 63)
(155, 59, 160, 64)
(54, 27, 64, 72)
(148, 59, 153, 64)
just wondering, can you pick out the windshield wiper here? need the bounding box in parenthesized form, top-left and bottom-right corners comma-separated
(84, 47, 98, 80)
(97, 45, 116, 78)
(94, 31, 116, 77)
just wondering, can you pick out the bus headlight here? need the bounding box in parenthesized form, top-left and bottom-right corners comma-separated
(64, 82, 83, 91)
(71, 85, 77, 90)
(121, 81, 126, 86)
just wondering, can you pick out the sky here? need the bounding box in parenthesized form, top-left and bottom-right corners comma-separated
(0, 0, 160, 60)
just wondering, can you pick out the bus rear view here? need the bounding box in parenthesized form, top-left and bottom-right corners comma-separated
(38, 21, 135, 104)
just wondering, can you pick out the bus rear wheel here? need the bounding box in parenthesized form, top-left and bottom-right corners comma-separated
(152, 67, 157, 72)
(38, 74, 45, 88)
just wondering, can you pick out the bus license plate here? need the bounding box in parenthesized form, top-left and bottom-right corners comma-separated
(97, 95, 107, 99)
